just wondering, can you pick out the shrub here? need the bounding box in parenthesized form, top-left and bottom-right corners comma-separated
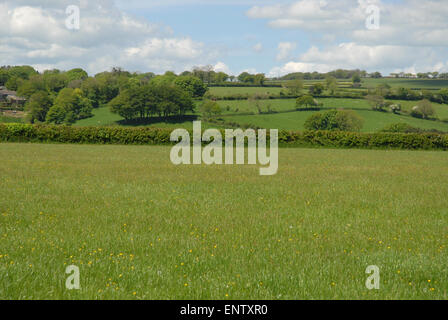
(380, 123, 422, 133)
(304, 110, 364, 132)
(296, 95, 320, 109)
(200, 100, 221, 118)
(411, 99, 435, 119)
(366, 95, 391, 111)
(389, 104, 401, 114)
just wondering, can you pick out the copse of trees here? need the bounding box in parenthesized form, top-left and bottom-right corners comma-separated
(174, 76, 208, 98)
(109, 82, 195, 121)
(325, 76, 338, 95)
(296, 95, 321, 109)
(366, 94, 391, 112)
(3, 65, 208, 125)
(200, 100, 222, 118)
(46, 88, 93, 124)
(277, 69, 367, 81)
(237, 72, 266, 85)
(186, 65, 230, 84)
(25, 91, 53, 123)
(352, 74, 362, 87)
(308, 83, 324, 95)
(411, 99, 435, 119)
(368, 85, 448, 104)
(0, 65, 39, 89)
(282, 79, 303, 95)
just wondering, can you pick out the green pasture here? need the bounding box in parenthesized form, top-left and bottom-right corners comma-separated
(0, 143, 447, 299)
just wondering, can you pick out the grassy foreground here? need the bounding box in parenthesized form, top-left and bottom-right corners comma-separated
(0, 143, 447, 300)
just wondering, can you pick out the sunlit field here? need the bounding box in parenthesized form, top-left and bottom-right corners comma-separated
(74, 98, 448, 132)
(1, 143, 447, 300)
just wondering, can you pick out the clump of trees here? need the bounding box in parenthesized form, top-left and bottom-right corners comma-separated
(0, 66, 39, 90)
(366, 94, 391, 112)
(200, 100, 222, 118)
(296, 95, 321, 109)
(410, 99, 435, 119)
(352, 74, 362, 87)
(276, 69, 367, 81)
(325, 76, 338, 95)
(1, 65, 208, 125)
(174, 76, 208, 98)
(308, 83, 324, 95)
(282, 79, 303, 95)
(46, 88, 93, 124)
(109, 81, 195, 121)
(237, 72, 266, 85)
(304, 110, 364, 132)
(25, 91, 53, 123)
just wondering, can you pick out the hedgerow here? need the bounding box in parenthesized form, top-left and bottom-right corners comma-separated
(1, 123, 447, 150)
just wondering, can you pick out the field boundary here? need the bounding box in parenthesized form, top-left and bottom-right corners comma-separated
(1, 123, 447, 151)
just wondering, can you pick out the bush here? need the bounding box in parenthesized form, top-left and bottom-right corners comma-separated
(380, 123, 422, 133)
(304, 110, 364, 132)
(389, 104, 401, 114)
(296, 95, 320, 109)
(411, 100, 435, 119)
(200, 100, 221, 118)
(366, 95, 391, 112)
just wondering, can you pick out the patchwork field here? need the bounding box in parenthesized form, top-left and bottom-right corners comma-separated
(1, 143, 447, 299)
(362, 78, 448, 90)
(208, 86, 284, 96)
(75, 98, 448, 132)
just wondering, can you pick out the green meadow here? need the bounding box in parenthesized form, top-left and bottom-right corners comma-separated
(362, 78, 448, 90)
(74, 97, 448, 132)
(208, 86, 284, 96)
(0, 143, 447, 300)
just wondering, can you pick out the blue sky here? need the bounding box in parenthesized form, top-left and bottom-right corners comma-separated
(116, 1, 313, 74)
(2, 0, 448, 76)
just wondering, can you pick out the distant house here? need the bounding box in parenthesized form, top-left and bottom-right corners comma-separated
(0, 86, 27, 108)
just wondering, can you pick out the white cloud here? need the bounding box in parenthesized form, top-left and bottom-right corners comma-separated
(276, 42, 296, 61)
(251, 0, 448, 74)
(269, 62, 333, 77)
(247, 0, 372, 32)
(213, 61, 231, 74)
(270, 42, 448, 77)
(0, 0, 216, 74)
(253, 43, 263, 53)
(248, 0, 448, 47)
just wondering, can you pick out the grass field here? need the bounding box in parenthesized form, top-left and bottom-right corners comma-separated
(76, 99, 448, 132)
(228, 109, 448, 132)
(1, 143, 447, 300)
(362, 78, 448, 90)
(208, 87, 284, 96)
(209, 79, 448, 98)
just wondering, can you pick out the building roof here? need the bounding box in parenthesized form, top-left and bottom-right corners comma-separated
(0, 89, 18, 96)
(7, 95, 27, 101)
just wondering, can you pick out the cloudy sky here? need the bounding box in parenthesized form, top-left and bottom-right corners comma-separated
(1, 0, 448, 76)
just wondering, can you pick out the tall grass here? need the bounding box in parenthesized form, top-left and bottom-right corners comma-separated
(0, 143, 447, 299)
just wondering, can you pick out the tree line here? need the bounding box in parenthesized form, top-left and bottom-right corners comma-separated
(0, 66, 208, 124)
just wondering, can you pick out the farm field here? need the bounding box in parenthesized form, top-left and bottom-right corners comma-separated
(217, 98, 448, 117)
(208, 86, 284, 96)
(362, 78, 448, 90)
(228, 109, 448, 132)
(209, 79, 448, 98)
(0, 143, 447, 300)
(74, 98, 448, 133)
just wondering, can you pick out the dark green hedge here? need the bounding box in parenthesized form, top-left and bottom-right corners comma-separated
(0, 123, 447, 150)
(0, 123, 174, 145)
(278, 130, 448, 150)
